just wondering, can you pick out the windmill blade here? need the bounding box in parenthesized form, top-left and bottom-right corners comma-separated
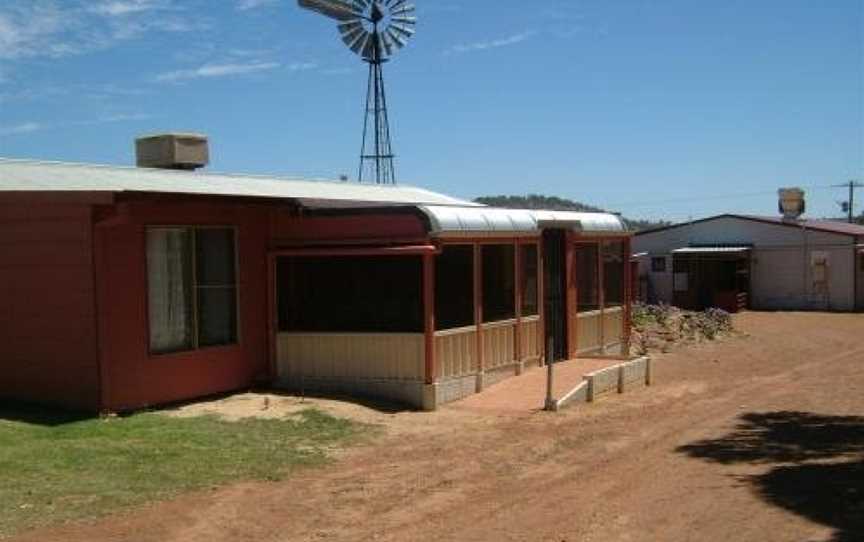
(350, 33, 371, 55)
(297, 0, 359, 21)
(391, 3, 415, 17)
(388, 23, 414, 40)
(338, 19, 364, 34)
(380, 32, 394, 57)
(361, 36, 377, 59)
(340, 24, 367, 47)
(391, 16, 417, 26)
(385, 27, 406, 49)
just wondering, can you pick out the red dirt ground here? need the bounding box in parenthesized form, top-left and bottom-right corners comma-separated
(12, 312, 864, 542)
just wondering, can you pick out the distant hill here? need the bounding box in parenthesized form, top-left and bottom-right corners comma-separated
(474, 194, 671, 232)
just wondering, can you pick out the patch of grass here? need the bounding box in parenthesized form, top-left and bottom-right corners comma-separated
(0, 406, 362, 538)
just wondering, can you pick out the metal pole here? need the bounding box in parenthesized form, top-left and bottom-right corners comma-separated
(544, 336, 556, 411)
(358, 60, 373, 183)
(372, 33, 381, 184)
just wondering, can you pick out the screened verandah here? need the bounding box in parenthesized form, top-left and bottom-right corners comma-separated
(270, 235, 632, 409)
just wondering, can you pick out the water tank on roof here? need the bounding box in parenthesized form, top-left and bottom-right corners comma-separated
(778, 187, 806, 220)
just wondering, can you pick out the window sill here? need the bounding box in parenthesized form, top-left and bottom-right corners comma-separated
(149, 343, 241, 360)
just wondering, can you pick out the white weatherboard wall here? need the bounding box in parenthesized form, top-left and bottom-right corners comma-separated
(635, 217, 859, 312)
(857, 250, 864, 310)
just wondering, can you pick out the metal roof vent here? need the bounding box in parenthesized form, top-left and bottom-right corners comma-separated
(778, 187, 806, 221)
(135, 133, 209, 171)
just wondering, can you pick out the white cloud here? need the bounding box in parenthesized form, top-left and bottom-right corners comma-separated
(0, 113, 151, 137)
(447, 31, 537, 55)
(287, 62, 317, 72)
(0, 122, 44, 137)
(74, 113, 153, 125)
(0, 0, 195, 60)
(88, 1, 169, 17)
(236, 0, 280, 11)
(322, 67, 354, 76)
(156, 61, 281, 82)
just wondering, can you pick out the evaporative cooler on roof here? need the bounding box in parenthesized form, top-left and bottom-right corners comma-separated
(297, 0, 417, 185)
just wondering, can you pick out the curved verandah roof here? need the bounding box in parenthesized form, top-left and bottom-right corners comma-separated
(418, 205, 628, 237)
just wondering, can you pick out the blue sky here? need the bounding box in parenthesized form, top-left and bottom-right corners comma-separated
(0, 0, 861, 221)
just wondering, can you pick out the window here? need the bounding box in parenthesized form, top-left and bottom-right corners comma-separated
(603, 241, 625, 307)
(651, 257, 667, 273)
(147, 227, 238, 355)
(278, 256, 423, 333)
(673, 257, 692, 292)
(482, 244, 516, 323)
(435, 245, 475, 330)
(575, 244, 599, 312)
(520, 244, 539, 316)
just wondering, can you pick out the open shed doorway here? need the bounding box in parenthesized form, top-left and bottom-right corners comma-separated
(543, 229, 568, 362)
(672, 248, 751, 313)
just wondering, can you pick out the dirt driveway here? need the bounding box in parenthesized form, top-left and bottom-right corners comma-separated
(14, 312, 864, 542)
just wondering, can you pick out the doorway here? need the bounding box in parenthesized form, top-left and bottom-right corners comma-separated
(543, 229, 568, 362)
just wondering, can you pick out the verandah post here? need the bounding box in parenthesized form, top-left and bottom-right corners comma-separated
(623, 237, 633, 357)
(474, 242, 484, 391)
(514, 240, 522, 374)
(423, 253, 436, 385)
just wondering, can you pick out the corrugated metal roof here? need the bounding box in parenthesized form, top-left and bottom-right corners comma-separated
(638, 214, 864, 238)
(0, 158, 479, 208)
(739, 215, 864, 237)
(672, 246, 751, 254)
(419, 206, 627, 235)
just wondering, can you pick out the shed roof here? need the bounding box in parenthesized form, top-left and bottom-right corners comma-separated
(419, 205, 627, 236)
(636, 214, 864, 238)
(672, 246, 751, 254)
(0, 158, 478, 208)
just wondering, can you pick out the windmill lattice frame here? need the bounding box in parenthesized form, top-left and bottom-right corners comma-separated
(298, 0, 417, 184)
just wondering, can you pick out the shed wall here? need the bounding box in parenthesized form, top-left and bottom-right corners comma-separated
(635, 217, 857, 311)
(857, 243, 864, 310)
(95, 199, 270, 411)
(0, 201, 100, 410)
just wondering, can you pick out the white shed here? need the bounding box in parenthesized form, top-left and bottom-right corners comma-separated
(634, 215, 864, 313)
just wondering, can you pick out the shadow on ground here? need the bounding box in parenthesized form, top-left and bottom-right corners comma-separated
(677, 411, 864, 542)
(0, 401, 92, 426)
(257, 388, 413, 414)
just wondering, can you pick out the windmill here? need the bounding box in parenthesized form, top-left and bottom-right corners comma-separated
(298, 0, 417, 185)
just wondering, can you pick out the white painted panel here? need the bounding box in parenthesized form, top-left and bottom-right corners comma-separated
(751, 248, 806, 309)
(857, 252, 864, 310)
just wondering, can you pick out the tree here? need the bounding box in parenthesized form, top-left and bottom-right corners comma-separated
(474, 194, 671, 232)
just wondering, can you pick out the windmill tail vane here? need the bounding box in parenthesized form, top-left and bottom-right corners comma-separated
(298, 0, 417, 185)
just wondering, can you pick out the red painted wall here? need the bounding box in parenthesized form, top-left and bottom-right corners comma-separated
(0, 196, 445, 412)
(95, 199, 271, 412)
(0, 201, 101, 410)
(272, 212, 428, 246)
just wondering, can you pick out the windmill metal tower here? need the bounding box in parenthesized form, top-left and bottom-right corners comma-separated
(298, 0, 417, 185)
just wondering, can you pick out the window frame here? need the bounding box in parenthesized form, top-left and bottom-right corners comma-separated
(145, 225, 241, 357)
(434, 243, 477, 331)
(574, 242, 601, 313)
(481, 243, 517, 324)
(519, 242, 540, 317)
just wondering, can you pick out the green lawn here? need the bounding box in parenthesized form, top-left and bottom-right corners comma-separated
(0, 404, 363, 538)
